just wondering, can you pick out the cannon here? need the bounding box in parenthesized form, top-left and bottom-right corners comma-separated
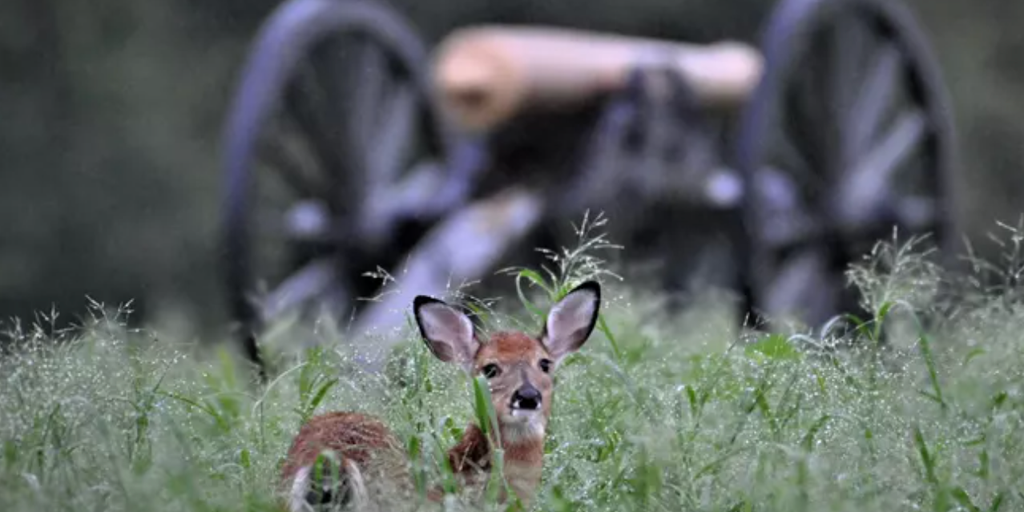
(220, 0, 958, 373)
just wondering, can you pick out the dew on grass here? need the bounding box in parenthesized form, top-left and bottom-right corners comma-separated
(4, 230, 1024, 511)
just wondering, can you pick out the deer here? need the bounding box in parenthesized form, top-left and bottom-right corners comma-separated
(278, 280, 602, 511)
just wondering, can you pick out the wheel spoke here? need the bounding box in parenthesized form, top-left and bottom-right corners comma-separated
(799, 51, 834, 166)
(896, 195, 937, 231)
(258, 257, 342, 321)
(349, 38, 390, 147)
(755, 165, 804, 213)
(835, 108, 926, 229)
(771, 124, 818, 191)
(829, 15, 872, 125)
(366, 81, 417, 191)
(258, 121, 326, 198)
(780, 71, 829, 193)
(315, 36, 396, 202)
(847, 44, 902, 158)
(761, 213, 825, 249)
(763, 247, 841, 326)
(308, 38, 362, 156)
(284, 60, 346, 180)
(753, 166, 825, 248)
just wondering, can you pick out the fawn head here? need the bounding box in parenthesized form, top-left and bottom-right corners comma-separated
(413, 281, 601, 441)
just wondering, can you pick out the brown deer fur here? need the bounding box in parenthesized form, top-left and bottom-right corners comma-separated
(279, 281, 602, 511)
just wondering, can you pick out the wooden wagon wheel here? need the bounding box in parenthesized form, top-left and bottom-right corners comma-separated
(220, 0, 459, 373)
(734, 0, 958, 331)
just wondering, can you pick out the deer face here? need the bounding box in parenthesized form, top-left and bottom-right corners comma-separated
(413, 282, 601, 440)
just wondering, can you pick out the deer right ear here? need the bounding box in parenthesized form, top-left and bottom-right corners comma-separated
(413, 296, 480, 372)
(541, 280, 601, 364)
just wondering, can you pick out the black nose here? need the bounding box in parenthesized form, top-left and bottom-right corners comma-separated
(512, 386, 542, 410)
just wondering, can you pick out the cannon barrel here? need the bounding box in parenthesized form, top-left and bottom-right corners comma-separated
(432, 25, 764, 132)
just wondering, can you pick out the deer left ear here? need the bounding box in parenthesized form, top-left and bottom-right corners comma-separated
(541, 281, 601, 363)
(414, 295, 480, 373)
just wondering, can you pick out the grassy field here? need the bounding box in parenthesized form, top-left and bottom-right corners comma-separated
(2, 222, 1023, 512)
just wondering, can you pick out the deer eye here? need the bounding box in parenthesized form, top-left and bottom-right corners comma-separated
(481, 364, 501, 379)
(539, 359, 552, 373)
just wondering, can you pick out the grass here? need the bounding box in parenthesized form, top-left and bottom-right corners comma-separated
(2, 219, 1024, 511)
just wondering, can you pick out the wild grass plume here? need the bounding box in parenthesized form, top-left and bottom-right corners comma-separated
(2, 221, 1024, 511)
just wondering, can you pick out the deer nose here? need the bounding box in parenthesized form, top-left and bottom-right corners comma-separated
(512, 385, 542, 410)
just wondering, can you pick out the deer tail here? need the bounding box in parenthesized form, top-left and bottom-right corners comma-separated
(287, 454, 368, 511)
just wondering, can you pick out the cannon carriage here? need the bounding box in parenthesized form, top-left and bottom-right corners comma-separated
(220, 0, 958, 372)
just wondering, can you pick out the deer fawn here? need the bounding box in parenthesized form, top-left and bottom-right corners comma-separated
(279, 281, 602, 511)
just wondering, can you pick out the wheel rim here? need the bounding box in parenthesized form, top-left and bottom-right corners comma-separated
(735, 0, 958, 330)
(221, 0, 453, 350)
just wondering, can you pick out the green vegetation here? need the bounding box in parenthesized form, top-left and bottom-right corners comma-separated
(3, 221, 1024, 511)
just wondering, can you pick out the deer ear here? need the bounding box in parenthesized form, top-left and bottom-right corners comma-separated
(541, 281, 601, 363)
(413, 295, 479, 372)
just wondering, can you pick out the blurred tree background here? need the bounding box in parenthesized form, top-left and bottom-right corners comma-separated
(0, 0, 1019, 338)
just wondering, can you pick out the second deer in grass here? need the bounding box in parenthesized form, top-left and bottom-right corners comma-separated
(280, 281, 602, 511)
